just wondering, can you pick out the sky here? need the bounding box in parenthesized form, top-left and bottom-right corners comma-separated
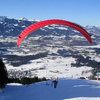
(0, 0, 100, 27)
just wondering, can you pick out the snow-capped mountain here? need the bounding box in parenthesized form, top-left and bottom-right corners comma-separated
(0, 16, 100, 45)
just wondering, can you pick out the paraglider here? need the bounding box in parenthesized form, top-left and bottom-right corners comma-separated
(52, 78, 58, 88)
(17, 19, 92, 46)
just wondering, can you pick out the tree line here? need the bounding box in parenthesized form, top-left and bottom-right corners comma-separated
(71, 55, 100, 68)
(0, 58, 48, 89)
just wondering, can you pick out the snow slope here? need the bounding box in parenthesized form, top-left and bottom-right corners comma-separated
(1, 78, 100, 100)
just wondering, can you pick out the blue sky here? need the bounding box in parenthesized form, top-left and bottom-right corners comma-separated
(0, 0, 100, 27)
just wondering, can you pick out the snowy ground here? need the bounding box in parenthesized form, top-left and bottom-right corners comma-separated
(6, 56, 93, 79)
(1, 78, 100, 100)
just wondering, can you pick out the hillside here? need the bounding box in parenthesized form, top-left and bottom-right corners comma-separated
(1, 78, 100, 100)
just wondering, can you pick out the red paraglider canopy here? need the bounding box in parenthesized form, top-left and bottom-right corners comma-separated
(17, 19, 92, 46)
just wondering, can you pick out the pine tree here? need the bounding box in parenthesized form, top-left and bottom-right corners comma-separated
(0, 59, 8, 88)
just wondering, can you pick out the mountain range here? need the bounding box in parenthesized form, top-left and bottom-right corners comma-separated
(0, 16, 100, 46)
